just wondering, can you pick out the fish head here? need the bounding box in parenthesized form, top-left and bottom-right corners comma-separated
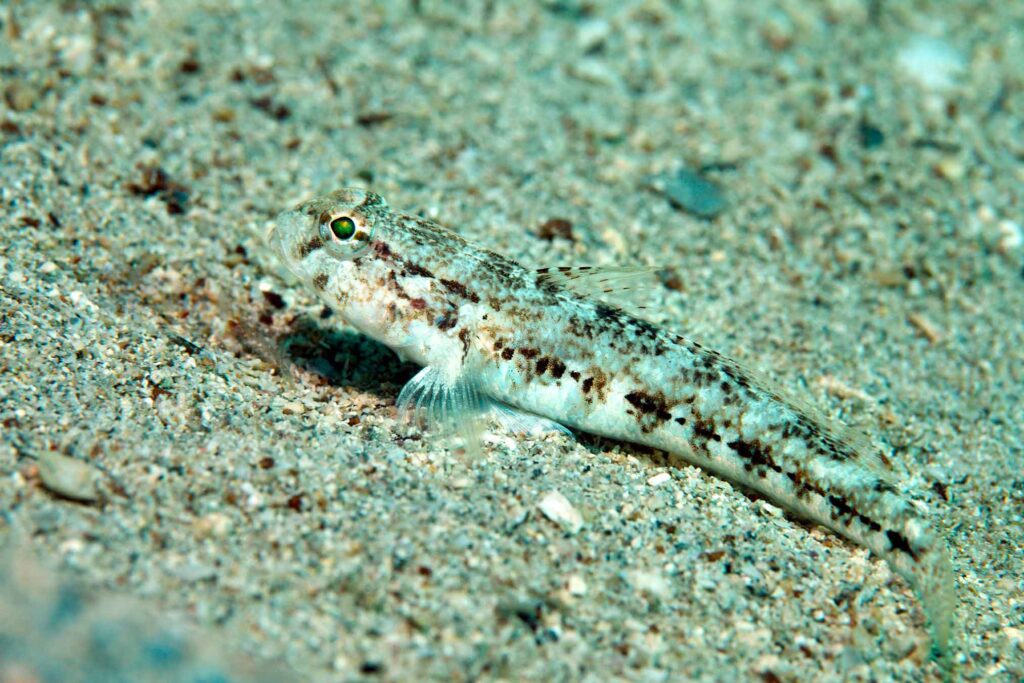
(269, 188, 401, 344)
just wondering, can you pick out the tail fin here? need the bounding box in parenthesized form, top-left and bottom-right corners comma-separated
(888, 518, 957, 662)
(917, 541, 957, 661)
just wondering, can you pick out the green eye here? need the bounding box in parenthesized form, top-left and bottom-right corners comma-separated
(329, 216, 356, 241)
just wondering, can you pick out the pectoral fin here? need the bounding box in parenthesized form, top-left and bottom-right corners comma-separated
(396, 365, 488, 455)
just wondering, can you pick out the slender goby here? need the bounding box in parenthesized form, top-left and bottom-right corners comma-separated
(269, 188, 956, 658)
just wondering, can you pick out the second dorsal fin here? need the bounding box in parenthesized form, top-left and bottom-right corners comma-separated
(535, 266, 660, 306)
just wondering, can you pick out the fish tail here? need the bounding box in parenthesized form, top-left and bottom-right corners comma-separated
(889, 517, 957, 662)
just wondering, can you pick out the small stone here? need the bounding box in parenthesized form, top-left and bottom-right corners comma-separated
(39, 261, 59, 275)
(654, 168, 727, 218)
(37, 452, 100, 502)
(897, 35, 965, 91)
(816, 374, 873, 403)
(647, 471, 671, 487)
(4, 80, 37, 111)
(537, 490, 583, 534)
(601, 227, 629, 255)
(566, 574, 587, 597)
(627, 568, 671, 601)
(68, 290, 96, 310)
(858, 121, 885, 149)
(193, 512, 232, 539)
(933, 157, 964, 181)
(567, 58, 620, 87)
(166, 560, 217, 582)
(537, 218, 574, 241)
(280, 400, 305, 415)
(576, 18, 610, 52)
(907, 312, 944, 344)
(996, 219, 1022, 254)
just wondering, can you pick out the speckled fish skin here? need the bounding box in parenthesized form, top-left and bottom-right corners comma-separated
(271, 188, 956, 658)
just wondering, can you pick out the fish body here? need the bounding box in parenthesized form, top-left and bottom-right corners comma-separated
(270, 188, 955, 657)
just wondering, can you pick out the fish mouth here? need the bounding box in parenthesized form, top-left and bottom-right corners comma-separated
(267, 209, 305, 278)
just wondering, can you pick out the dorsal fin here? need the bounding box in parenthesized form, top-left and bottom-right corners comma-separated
(535, 266, 660, 312)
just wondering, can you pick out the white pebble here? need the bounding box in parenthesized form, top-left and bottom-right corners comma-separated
(897, 35, 965, 91)
(38, 452, 99, 502)
(566, 574, 587, 597)
(280, 400, 305, 415)
(537, 489, 583, 534)
(69, 290, 96, 310)
(647, 471, 672, 487)
(577, 18, 610, 52)
(996, 220, 1022, 253)
(627, 568, 671, 600)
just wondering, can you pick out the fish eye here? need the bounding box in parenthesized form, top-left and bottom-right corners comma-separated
(316, 210, 373, 257)
(328, 216, 356, 241)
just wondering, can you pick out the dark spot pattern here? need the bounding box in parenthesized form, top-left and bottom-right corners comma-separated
(692, 419, 720, 443)
(727, 439, 782, 476)
(440, 278, 481, 303)
(298, 236, 323, 258)
(436, 312, 458, 331)
(624, 390, 672, 423)
(312, 273, 328, 290)
(405, 261, 435, 279)
(886, 529, 920, 560)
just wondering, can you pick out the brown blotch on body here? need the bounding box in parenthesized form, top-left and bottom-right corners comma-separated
(549, 359, 566, 379)
(501, 348, 515, 360)
(405, 261, 435, 279)
(312, 273, 328, 291)
(886, 529, 920, 560)
(624, 390, 673, 423)
(692, 419, 720, 442)
(298, 236, 324, 258)
(727, 439, 782, 475)
(440, 278, 481, 303)
(410, 298, 427, 310)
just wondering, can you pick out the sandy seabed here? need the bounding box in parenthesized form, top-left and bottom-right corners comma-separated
(1, 1, 1022, 681)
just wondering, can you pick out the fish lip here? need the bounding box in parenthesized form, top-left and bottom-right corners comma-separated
(268, 209, 305, 278)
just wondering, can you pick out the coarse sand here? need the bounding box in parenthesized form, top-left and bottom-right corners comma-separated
(1, 1, 1022, 680)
